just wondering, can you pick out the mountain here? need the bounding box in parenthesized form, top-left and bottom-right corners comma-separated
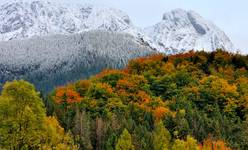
(0, 31, 155, 92)
(0, 0, 136, 39)
(0, 1, 234, 53)
(145, 9, 234, 52)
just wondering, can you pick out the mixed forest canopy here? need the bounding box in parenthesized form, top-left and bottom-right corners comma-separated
(1, 50, 248, 150)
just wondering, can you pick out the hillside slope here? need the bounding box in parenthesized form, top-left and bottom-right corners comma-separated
(0, 31, 155, 92)
(49, 50, 248, 149)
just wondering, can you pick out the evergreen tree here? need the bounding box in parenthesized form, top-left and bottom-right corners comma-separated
(73, 109, 93, 150)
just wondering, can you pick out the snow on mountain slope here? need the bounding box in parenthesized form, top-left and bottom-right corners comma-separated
(0, 30, 155, 92)
(145, 9, 234, 52)
(0, 1, 235, 53)
(0, 0, 136, 40)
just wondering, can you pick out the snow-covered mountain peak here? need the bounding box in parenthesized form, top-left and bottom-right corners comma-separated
(161, 9, 210, 35)
(162, 8, 188, 20)
(0, 0, 134, 40)
(0, 1, 235, 53)
(145, 9, 234, 52)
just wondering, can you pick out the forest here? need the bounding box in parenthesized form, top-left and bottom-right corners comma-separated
(0, 50, 248, 150)
(0, 31, 154, 92)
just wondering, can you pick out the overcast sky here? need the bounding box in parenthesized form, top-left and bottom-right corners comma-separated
(2, 0, 248, 53)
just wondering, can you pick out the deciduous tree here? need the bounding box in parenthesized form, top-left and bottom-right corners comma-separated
(115, 129, 135, 150)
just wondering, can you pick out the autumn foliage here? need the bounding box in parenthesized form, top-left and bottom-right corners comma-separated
(48, 50, 248, 149)
(199, 139, 231, 150)
(54, 87, 81, 104)
(153, 106, 170, 120)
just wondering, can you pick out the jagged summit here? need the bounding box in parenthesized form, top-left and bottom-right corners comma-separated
(0, 0, 134, 40)
(145, 9, 234, 52)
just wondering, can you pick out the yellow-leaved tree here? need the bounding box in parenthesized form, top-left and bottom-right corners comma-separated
(115, 128, 135, 150)
(0, 80, 77, 150)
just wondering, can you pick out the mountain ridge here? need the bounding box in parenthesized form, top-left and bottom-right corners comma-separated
(0, 0, 234, 53)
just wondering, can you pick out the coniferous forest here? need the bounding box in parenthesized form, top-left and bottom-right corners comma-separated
(0, 50, 248, 150)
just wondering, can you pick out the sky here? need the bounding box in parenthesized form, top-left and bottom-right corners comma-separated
(1, 0, 248, 53)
